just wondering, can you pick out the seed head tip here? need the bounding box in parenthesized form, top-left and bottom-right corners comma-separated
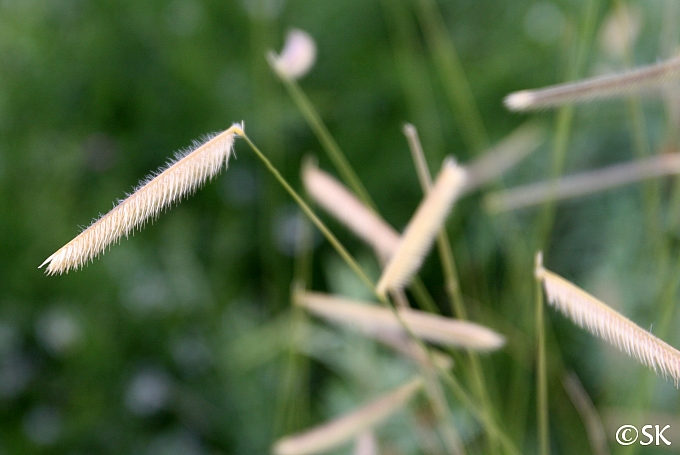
(504, 91, 535, 111)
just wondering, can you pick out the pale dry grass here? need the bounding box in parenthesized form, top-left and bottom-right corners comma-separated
(41, 124, 244, 275)
(535, 253, 680, 385)
(486, 152, 680, 212)
(273, 377, 422, 455)
(302, 158, 400, 262)
(353, 431, 378, 455)
(376, 158, 467, 296)
(505, 54, 680, 110)
(297, 291, 505, 351)
(462, 122, 545, 194)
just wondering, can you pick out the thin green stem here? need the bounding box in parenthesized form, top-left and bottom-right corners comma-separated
(250, 17, 287, 311)
(268, 63, 376, 210)
(613, 6, 675, 455)
(379, 0, 447, 165)
(240, 134, 376, 294)
(403, 124, 467, 318)
(409, 277, 441, 314)
(242, 132, 469, 454)
(537, 0, 600, 251)
(274, 219, 315, 436)
(414, 0, 489, 152)
(535, 255, 550, 455)
(439, 370, 521, 455)
(404, 124, 500, 453)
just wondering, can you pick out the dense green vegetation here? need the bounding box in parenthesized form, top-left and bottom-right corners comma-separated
(2, 0, 679, 453)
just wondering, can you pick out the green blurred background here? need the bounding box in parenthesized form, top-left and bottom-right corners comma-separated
(2, 0, 680, 453)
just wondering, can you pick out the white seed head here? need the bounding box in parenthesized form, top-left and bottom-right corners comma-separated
(538, 261, 680, 386)
(485, 153, 680, 212)
(270, 29, 317, 80)
(41, 123, 244, 275)
(376, 158, 467, 296)
(462, 122, 545, 193)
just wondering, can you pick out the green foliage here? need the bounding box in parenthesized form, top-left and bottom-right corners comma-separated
(2, 0, 680, 454)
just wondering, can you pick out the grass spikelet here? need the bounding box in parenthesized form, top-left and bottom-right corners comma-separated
(297, 291, 505, 351)
(302, 158, 400, 261)
(41, 123, 244, 275)
(376, 158, 466, 296)
(505, 54, 680, 111)
(485, 152, 680, 212)
(273, 377, 422, 455)
(562, 372, 611, 455)
(535, 254, 680, 385)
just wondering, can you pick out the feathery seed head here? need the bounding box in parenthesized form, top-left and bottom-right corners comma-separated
(537, 259, 680, 385)
(41, 123, 244, 275)
(269, 29, 317, 80)
(376, 158, 467, 296)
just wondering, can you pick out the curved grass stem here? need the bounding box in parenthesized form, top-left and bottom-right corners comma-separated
(239, 133, 376, 295)
(269, 66, 376, 210)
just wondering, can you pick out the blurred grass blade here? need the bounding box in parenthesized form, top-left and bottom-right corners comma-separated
(462, 122, 545, 194)
(402, 123, 434, 189)
(485, 153, 680, 212)
(41, 123, 244, 275)
(273, 378, 422, 455)
(414, 0, 487, 150)
(535, 254, 680, 385)
(404, 123, 504, 454)
(535, 252, 549, 455)
(302, 157, 400, 262)
(297, 291, 505, 351)
(562, 372, 611, 455)
(505, 54, 680, 111)
(376, 158, 466, 296)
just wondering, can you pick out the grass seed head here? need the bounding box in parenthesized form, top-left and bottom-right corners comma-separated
(41, 123, 244, 275)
